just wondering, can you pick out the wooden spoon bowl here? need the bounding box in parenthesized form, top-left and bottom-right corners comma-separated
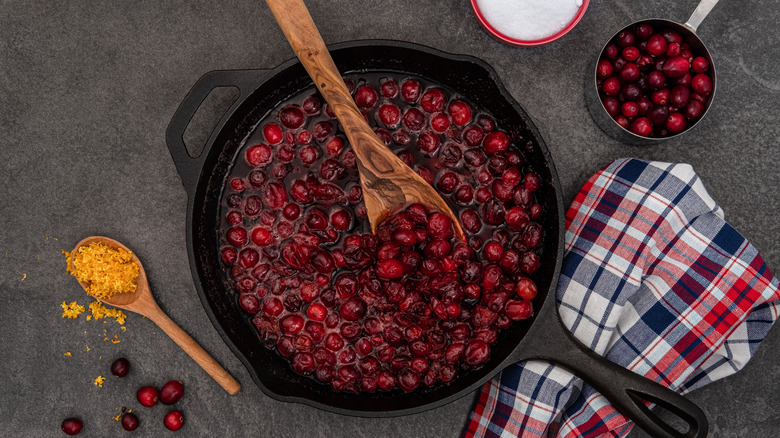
(71, 236, 241, 395)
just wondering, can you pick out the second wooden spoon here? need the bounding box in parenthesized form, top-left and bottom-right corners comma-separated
(265, 0, 465, 240)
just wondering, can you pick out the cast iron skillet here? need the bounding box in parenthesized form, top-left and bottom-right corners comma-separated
(165, 40, 707, 437)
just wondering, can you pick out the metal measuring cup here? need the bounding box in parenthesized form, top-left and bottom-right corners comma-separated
(586, 0, 720, 145)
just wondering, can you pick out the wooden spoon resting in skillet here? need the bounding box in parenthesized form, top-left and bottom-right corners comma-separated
(71, 236, 241, 395)
(265, 0, 465, 241)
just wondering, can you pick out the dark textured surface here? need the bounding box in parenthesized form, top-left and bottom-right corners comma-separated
(1, 1, 778, 437)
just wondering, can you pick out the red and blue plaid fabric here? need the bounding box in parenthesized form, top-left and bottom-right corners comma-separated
(464, 158, 780, 438)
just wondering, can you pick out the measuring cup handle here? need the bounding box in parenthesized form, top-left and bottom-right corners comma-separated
(684, 0, 720, 32)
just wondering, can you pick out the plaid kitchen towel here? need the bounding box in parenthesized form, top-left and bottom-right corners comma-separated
(464, 158, 780, 438)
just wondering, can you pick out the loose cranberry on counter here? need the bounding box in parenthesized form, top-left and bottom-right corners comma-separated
(136, 386, 159, 408)
(160, 380, 184, 405)
(111, 357, 130, 377)
(121, 412, 139, 431)
(61, 418, 83, 436)
(164, 411, 185, 431)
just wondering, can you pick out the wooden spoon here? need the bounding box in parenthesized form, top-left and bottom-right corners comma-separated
(265, 0, 465, 241)
(71, 236, 241, 395)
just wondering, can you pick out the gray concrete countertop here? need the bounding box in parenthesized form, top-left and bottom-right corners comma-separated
(2, 1, 778, 437)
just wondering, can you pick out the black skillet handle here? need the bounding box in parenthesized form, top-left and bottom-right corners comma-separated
(513, 304, 708, 438)
(165, 69, 270, 195)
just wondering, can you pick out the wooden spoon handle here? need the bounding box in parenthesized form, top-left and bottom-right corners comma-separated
(265, 0, 368, 155)
(146, 308, 241, 395)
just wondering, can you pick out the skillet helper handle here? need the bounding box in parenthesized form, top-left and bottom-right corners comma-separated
(165, 69, 267, 194)
(145, 305, 241, 395)
(516, 306, 708, 438)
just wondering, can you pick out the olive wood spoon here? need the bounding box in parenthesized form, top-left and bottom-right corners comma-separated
(265, 0, 465, 240)
(71, 236, 241, 395)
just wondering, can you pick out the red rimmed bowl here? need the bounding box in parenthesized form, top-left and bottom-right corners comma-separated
(470, 0, 589, 46)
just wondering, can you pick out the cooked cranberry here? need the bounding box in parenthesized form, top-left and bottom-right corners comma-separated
(302, 95, 321, 115)
(400, 79, 421, 102)
(505, 300, 533, 320)
(375, 103, 401, 127)
(355, 85, 378, 109)
(381, 79, 399, 98)
(430, 113, 451, 133)
(164, 410, 185, 431)
(245, 144, 272, 167)
(520, 252, 540, 274)
(279, 105, 305, 129)
(62, 418, 83, 435)
(402, 108, 426, 131)
(420, 88, 446, 113)
(262, 123, 283, 145)
(226, 226, 248, 247)
(515, 278, 538, 300)
(137, 386, 159, 407)
(339, 297, 367, 321)
(377, 259, 404, 279)
(312, 121, 333, 141)
(482, 131, 509, 154)
(448, 100, 472, 126)
(464, 340, 490, 366)
(417, 131, 440, 154)
(263, 297, 284, 317)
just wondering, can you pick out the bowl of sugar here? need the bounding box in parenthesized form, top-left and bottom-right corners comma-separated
(471, 0, 589, 46)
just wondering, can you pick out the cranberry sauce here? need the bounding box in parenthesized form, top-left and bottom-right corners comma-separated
(217, 72, 545, 393)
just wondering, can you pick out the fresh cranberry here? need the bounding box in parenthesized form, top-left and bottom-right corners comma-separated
(614, 115, 630, 129)
(629, 117, 653, 137)
(621, 83, 642, 101)
(691, 57, 709, 74)
(61, 418, 83, 435)
(621, 101, 639, 118)
(121, 412, 139, 431)
(604, 43, 618, 59)
(616, 30, 636, 48)
(159, 380, 184, 405)
(666, 42, 681, 57)
(596, 59, 613, 79)
(602, 97, 620, 116)
(691, 74, 712, 95)
(110, 357, 130, 377)
(164, 410, 185, 431)
(137, 386, 159, 407)
(602, 77, 621, 96)
(646, 34, 667, 57)
(666, 112, 687, 134)
(663, 56, 690, 79)
(651, 88, 670, 106)
(684, 99, 705, 121)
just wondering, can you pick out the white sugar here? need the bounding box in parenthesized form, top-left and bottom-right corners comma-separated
(476, 0, 583, 41)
